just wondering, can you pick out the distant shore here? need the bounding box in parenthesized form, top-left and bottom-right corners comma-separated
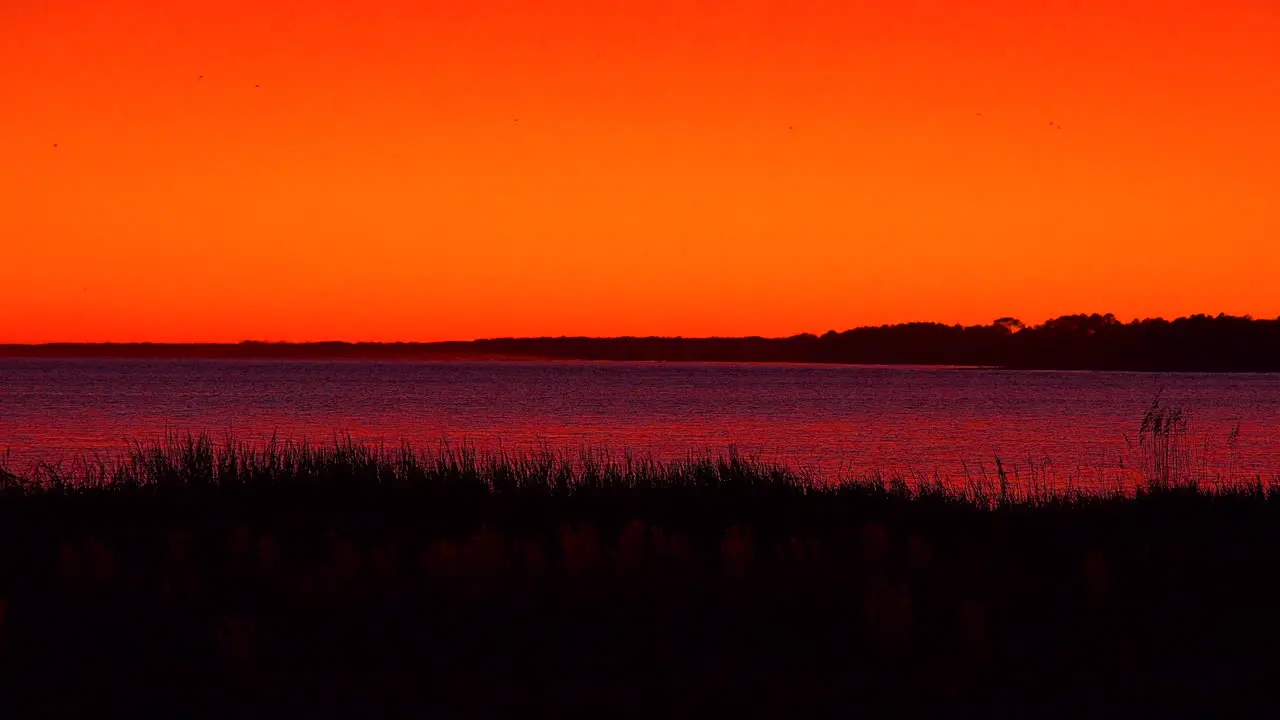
(4, 312, 1280, 371)
(0, 344, 543, 362)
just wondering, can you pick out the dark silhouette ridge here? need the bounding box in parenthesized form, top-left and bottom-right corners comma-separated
(4, 313, 1280, 372)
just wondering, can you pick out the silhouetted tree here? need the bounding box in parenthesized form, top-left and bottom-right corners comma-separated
(5, 314, 1280, 371)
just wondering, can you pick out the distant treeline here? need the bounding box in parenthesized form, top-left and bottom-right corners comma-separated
(4, 313, 1280, 372)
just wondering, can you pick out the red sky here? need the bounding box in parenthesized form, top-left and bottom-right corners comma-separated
(2, 0, 1278, 342)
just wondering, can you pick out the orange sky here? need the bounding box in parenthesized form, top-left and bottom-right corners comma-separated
(2, 0, 1278, 342)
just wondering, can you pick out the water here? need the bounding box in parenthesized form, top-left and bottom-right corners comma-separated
(1, 358, 1277, 484)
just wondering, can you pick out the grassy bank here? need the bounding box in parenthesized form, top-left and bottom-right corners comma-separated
(0, 393, 1267, 503)
(1, 407, 1278, 716)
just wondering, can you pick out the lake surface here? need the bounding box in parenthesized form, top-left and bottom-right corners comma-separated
(1, 358, 1277, 485)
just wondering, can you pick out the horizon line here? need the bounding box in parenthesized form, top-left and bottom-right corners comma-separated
(2, 311, 1277, 348)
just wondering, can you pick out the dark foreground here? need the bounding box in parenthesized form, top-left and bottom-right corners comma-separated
(1, 439, 1278, 717)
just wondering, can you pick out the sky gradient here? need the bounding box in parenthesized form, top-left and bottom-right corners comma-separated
(3, 0, 1278, 342)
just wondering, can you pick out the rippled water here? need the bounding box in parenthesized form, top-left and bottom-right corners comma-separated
(1, 359, 1277, 483)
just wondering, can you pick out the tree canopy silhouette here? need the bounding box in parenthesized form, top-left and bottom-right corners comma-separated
(3, 313, 1279, 372)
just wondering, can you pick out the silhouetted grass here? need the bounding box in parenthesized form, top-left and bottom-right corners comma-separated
(1, 411, 1279, 716)
(2, 423, 1270, 508)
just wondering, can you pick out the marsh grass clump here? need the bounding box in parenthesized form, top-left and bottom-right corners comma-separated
(1135, 392, 1196, 490)
(0, 432, 817, 502)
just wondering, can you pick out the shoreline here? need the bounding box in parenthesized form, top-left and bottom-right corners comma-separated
(6, 313, 1280, 371)
(3, 432, 1272, 505)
